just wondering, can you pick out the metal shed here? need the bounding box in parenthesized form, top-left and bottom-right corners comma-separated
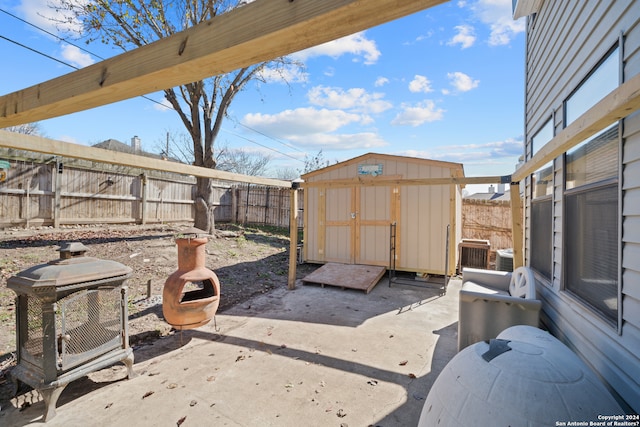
(301, 153, 464, 276)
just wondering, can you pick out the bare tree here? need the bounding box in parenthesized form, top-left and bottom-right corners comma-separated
(215, 146, 271, 176)
(155, 130, 194, 163)
(4, 123, 43, 135)
(55, 0, 301, 233)
(274, 167, 300, 181)
(300, 149, 331, 174)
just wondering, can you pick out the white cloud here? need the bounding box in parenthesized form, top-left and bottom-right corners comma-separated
(433, 137, 524, 162)
(408, 75, 434, 93)
(19, 0, 84, 34)
(447, 71, 479, 92)
(448, 24, 476, 49)
(242, 106, 388, 150)
(290, 132, 388, 150)
(394, 137, 523, 164)
(292, 32, 380, 65)
(242, 107, 365, 138)
(391, 101, 445, 127)
(374, 77, 389, 87)
(153, 98, 174, 112)
(471, 0, 525, 46)
(60, 44, 95, 68)
(307, 86, 392, 114)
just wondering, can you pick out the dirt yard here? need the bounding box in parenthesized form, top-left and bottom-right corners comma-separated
(0, 223, 317, 401)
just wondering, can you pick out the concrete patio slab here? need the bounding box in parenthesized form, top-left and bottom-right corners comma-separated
(1, 276, 461, 427)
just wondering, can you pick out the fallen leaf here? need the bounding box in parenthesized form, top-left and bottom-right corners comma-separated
(105, 402, 113, 409)
(189, 400, 197, 407)
(367, 380, 378, 386)
(408, 373, 417, 379)
(142, 391, 154, 399)
(337, 408, 347, 418)
(399, 360, 408, 366)
(235, 355, 245, 362)
(177, 416, 186, 426)
(206, 376, 216, 382)
(167, 383, 178, 389)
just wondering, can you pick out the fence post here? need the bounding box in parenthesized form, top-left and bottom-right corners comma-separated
(140, 173, 148, 225)
(264, 187, 270, 225)
(287, 184, 299, 290)
(53, 159, 61, 228)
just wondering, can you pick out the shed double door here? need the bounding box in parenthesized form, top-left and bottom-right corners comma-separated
(322, 185, 397, 266)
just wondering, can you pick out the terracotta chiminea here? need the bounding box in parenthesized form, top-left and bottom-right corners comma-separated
(162, 233, 220, 330)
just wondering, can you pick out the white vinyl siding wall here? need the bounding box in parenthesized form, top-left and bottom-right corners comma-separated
(523, 0, 640, 412)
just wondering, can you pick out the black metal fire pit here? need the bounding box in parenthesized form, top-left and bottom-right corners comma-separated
(7, 242, 137, 421)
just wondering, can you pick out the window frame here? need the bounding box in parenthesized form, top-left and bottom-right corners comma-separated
(560, 43, 622, 332)
(529, 118, 554, 279)
(530, 194, 553, 279)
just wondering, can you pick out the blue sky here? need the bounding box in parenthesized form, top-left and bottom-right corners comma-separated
(0, 0, 525, 192)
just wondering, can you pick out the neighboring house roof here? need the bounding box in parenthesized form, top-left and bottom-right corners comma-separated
(92, 139, 181, 163)
(93, 139, 135, 153)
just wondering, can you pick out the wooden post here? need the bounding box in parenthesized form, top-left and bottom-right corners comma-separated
(510, 182, 524, 269)
(53, 159, 61, 228)
(264, 187, 270, 225)
(140, 173, 148, 225)
(288, 186, 299, 290)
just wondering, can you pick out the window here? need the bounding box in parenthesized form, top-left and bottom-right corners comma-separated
(565, 180, 618, 323)
(531, 118, 553, 159)
(530, 120, 554, 278)
(531, 196, 552, 278)
(562, 45, 620, 327)
(566, 125, 618, 190)
(565, 47, 619, 125)
(564, 125, 619, 324)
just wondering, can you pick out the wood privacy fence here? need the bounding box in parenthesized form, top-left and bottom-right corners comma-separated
(0, 158, 302, 229)
(461, 198, 514, 253)
(1, 158, 508, 250)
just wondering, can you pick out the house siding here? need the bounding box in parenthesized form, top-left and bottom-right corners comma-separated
(524, 0, 640, 412)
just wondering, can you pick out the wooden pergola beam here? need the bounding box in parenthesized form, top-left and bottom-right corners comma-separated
(0, 0, 446, 128)
(508, 70, 640, 270)
(0, 129, 291, 187)
(300, 175, 509, 188)
(509, 182, 523, 268)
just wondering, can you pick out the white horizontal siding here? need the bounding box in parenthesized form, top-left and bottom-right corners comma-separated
(525, 0, 640, 412)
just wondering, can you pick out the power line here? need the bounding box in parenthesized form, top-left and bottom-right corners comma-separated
(0, 34, 78, 69)
(0, 7, 103, 60)
(221, 128, 305, 164)
(233, 119, 306, 153)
